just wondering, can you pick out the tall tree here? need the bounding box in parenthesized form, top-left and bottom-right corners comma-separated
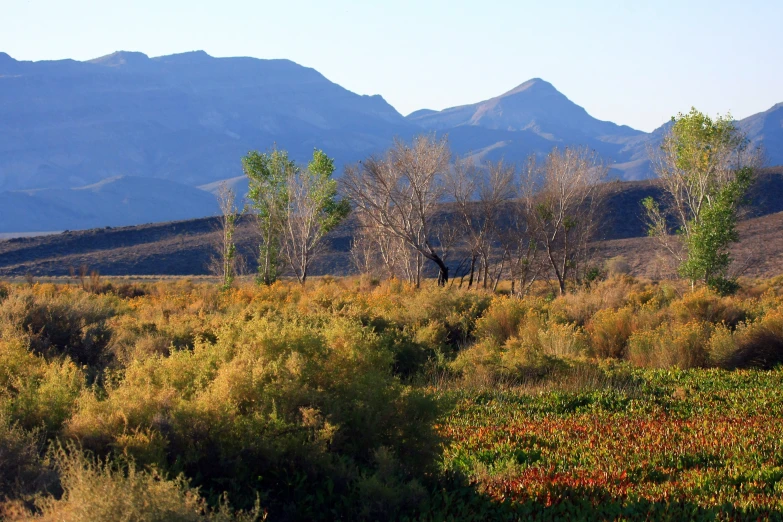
(242, 147, 294, 285)
(343, 135, 451, 286)
(643, 108, 761, 293)
(282, 150, 350, 284)
(523, 147, 607, 295)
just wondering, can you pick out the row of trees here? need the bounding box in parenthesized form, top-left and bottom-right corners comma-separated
(215, 108, 759, 295)
(343, 137, 607, 294)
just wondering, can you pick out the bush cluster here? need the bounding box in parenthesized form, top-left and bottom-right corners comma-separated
(1, 276, 782, 519)
(451, 276, 783, 385)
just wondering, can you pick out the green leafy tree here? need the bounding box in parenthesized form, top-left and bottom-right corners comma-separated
(283, 149, 351, 284)
(242, 147, 294, 285)
(643, 108, 760, 293)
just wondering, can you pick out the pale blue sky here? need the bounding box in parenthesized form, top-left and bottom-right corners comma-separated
(2, 0, 781, 131)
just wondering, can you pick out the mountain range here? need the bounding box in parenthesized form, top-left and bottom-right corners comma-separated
(0, 50, 781, 232)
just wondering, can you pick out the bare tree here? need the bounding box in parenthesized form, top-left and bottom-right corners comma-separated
(349, 233, 376, 277)
(445, 159, 515, 289)
(351, 212, 412, 282)
(282, 150, 350, 284)
(501, 195, 546, 297)
(342, 135, 452, 286)
(208, 182, 242, 290)
(522, 147, 608, 295)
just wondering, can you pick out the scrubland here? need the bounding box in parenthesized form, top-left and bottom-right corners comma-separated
(1, 276, 783, 520)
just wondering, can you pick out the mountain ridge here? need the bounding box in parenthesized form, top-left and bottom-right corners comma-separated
(0, 50, 413, 194)
(0, 50, 781, 233)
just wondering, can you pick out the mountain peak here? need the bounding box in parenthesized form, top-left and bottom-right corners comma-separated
(500, 78, 556, 97)
(89, 51, 150, 67)
(0, 52, 16, 63)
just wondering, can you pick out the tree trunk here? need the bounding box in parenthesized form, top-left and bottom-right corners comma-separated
(467, 255, 477, 288)
(432, 256, 449, 286)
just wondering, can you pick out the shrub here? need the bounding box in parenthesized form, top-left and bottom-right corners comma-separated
(605, 256, 631, 276)
(498, 337, 570, 381)
(0, 337, 85, 434)
(670, 288, 747, 327)
(8, 359, 85, 434)
(587, 307, 635, 359)
(537, 322, 587, 359)
(451, 321, 575, 387)
(17, 445, 262, 522)
(64, 314, 443, 519)
(473, 297, 531, 344)
(550, 275, 638, 326)
(0, 412, 53, 503)
(707, 323, 738, 367)
(719, 311, 783, 369)
(449, 339, 504, 387)
(0, 286, 119, 367)
(627, 321, 711, 369)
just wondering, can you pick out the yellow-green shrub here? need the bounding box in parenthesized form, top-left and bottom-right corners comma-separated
(537, 322, 587, 359)
(587, 307, 635, 359)
(670, 288, 748, 327)
(65, 313, 441, 518)
(1, 337, 85, 433)
(18, 445, 260, 522)
(0, 286, 120, 367)
(0, 411, 52, 503)
(549, 275, 642, 325)
(627, 321, 711, 369)
(716, 310, 783, 369)
(473, 297, 532, 344)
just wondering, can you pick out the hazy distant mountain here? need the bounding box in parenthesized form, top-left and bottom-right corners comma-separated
(409, 79, 640, 138)
(0, 176, 219, 232)
(406, 78, 653, 178)
(0, 50, 780, 233)
(740, 103, 783, 166)
(0, 50, 411, 192)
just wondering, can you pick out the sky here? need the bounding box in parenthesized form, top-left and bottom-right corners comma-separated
(2, 0, 782, 132)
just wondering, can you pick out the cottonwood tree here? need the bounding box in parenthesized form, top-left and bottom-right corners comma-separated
(446, 159, 516, 289)
(283, 150, 350, 284)
(523, 147, 608, 295)
(208, 182, 242, 290)
(643, 108, 761, 293)
(242, 147, 294, 285)
(342, 136, 451, 286)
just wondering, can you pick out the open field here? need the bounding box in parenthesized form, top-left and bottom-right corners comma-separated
(2, 276, 783, 520)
